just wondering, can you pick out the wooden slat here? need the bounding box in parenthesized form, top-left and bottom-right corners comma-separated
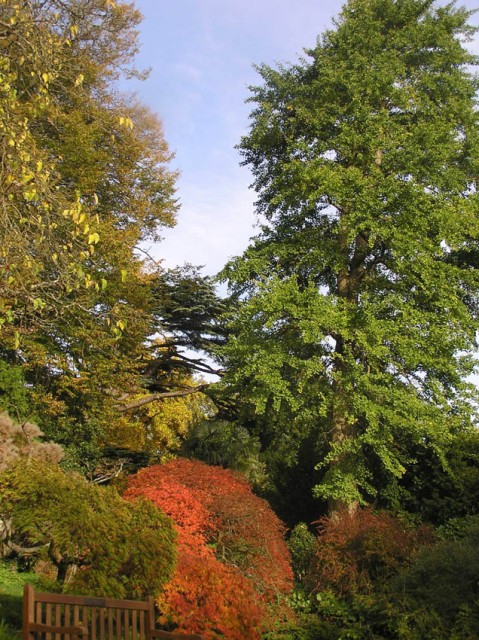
(108, 608, 114, 639)
(73, 604, 80, 640)
(116, 607, 121, 640)
(90, 606, 97, 640)
(35, 601, 42, 628)
(139, 610, 145, 638)
(132, 610, 137, 640)
(81, 605, 88, 640)
(124, 609, 130, 640)
(99, 608, 106, 640)
(46, 602, 52, 640)
(54, 604, 61, 640)
(65, 604, 71, 640)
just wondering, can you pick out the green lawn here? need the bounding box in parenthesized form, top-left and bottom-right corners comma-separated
(0, 560, 41, 638)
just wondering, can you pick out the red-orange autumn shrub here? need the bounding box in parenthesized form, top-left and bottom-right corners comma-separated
(124, 459, 293, 639)
(306, 508, 434, 597)
(156, 548, 264, 640)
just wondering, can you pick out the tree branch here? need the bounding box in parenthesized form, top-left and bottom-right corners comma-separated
(115, 384, 210, 412)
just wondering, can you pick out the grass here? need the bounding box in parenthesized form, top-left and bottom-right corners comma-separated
(0, 559, 42, 636)
(0, 617, 20, 640)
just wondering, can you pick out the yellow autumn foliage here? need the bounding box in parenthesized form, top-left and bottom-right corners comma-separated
(105, 387, 215, 460)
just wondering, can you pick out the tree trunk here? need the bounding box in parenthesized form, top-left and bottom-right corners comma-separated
(328, 333, 359, 519)
(326, 225, 367, 518)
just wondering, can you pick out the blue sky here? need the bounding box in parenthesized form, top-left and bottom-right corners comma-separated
(126, 0, 479, 276)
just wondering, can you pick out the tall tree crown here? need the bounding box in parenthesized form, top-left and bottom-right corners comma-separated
(222, 0, 479, 510)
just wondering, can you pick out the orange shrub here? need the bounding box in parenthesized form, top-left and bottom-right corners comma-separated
(156, 548, 264, 640)
(125, 459, 293, 639)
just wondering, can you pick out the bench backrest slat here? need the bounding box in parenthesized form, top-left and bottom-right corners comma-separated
(55, 604, 61, 640)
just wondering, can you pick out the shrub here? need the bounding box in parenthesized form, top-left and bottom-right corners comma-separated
(288, 523, 317, 583)
(306, 509, 433, 597)
(0, 618, 20, 640)
(390, 522, 479, 638)
(157, 548, 264, 640)
(125, 459, 294, 639)
(0, 460, 176, 598)
(0, 413, 63, 472)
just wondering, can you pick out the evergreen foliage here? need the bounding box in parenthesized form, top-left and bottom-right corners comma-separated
(183, 419, 268, 487)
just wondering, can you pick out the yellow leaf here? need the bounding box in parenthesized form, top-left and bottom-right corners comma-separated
(120, 269, 127, 282)
(88, 232, 100, 245)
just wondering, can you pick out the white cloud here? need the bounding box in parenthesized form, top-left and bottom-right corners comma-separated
(149, 171, 257, 276)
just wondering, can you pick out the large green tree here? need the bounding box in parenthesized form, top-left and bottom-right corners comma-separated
(221, 0, 479, 515)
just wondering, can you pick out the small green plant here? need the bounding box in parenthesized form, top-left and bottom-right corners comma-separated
(0, 617, 21, 640)
(288, 523, 316, 582)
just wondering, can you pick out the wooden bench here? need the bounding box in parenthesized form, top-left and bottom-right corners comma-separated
(23, 584, 203, 640)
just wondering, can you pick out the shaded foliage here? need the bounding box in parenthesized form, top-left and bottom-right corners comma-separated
(388, 519, 479, 639)
(183, 419, 267, 487)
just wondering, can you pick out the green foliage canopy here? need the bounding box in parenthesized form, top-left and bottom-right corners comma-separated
(221, 0, 479, 512)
